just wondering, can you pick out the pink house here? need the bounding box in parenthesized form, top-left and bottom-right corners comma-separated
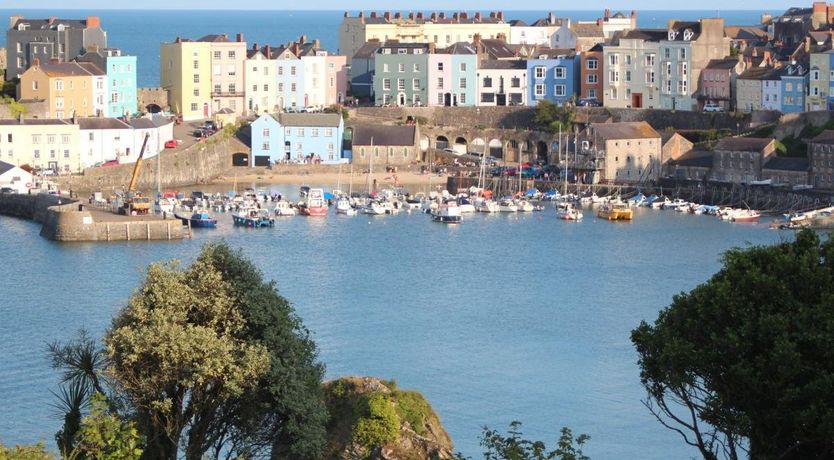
(325, 55, 348, 105)
(698, 58, 743, 111)
(427, 54, 452, 107)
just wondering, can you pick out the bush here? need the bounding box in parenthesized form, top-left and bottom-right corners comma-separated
(351, 392, 400, 449)
(393, 390, 430, 436)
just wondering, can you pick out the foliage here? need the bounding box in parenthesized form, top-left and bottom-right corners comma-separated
(778, 135, 808, 157)
(0, 95, 27, 118)
(352, 392, 400, 450)
(0, 442, 54, 460)
(458, 421, 590, 460)
(750, 124, 775, 138)
(69, 393, 142, 460)
(729, 46, 740, 57)
(324, 104, 349, 120)
(773, 139, 786, 154)
(393, 390, 430, 436)
(631, 230, 834, 460)
(533, 100, 576, 134)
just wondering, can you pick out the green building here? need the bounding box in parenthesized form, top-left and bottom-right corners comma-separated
(373, 42, 430, 106)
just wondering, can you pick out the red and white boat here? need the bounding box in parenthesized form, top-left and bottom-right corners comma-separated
(299, 188, 328, 216)
(730, 209, 760, 223)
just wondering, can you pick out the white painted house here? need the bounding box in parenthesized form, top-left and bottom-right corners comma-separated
(0, 161, 34, 193)
(79, 118, 134, 167)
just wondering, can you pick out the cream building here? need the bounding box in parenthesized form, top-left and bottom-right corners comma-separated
(588, 121, 661, 183)
(20, 60, 106, 118)
(340, 11, 510, 64)
(245, 45, 279, 115)
(160, 38, 211, 120)
(207, 34, 247, 115)
(0, 118, 81, 173)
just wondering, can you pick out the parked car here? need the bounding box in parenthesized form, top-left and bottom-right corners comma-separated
(0, 187, 16, 194)
(203, 120, 217, 131)
(164, 139, 178, 149)
(578, 98, 602, 107)
(703, 103, 724, 113)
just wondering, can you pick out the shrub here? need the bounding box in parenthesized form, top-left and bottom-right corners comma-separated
(352, 392, 400, 449)
(393, 390, 430, 436)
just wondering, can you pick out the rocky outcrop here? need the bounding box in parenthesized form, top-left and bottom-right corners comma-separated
(324, 376, 455, 460)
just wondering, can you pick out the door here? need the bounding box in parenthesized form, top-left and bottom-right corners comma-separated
(398, 93, 406, 106)
(631, 93, 642, 108)
(496, 94, 507, 106)
(203, 102, 209, 118)
(444, 92, 452, 106)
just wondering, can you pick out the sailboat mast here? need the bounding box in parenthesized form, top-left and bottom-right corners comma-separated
(367, 136, 374, 194)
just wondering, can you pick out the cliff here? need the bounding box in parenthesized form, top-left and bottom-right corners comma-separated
(324, 376, 455, 460)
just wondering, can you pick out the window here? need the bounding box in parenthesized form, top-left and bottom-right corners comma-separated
(625, 70, 631, 82)
(646, 70, 655, 84)
(459, 78, 467, 89)
(413, 79, 420, 90)
(460, 62, 467, 71)
(191, 103, 198, 111)
(398, 79, 405, 90)
(680, 48, 686, 59)
(278, 66, 284, 75)
(398, 63, 405, 73)
(47, 135, 55, 144)
(228, 51, 236, 59)
(625, 55, 632, 65)
(388, 147, 394, 157)
(63, 149, 70, 158)
(111, 91, 119, 103)
(193, 60, 199, 69)
(664, 48, 670, 59)
(262, 142, 270, 150)
(262, 128, 270, 137)
(437, 62, 444, 71)
(459, 93, 466, 104)
(264, 84, 269, 92)
(297, 128, 305, 136)
(228, 83, 236, 93)
(290, 66, 296, 75)
(6, 134, 11, 142)
(483, 77, 493, 88)
(213, 64, 221, 76)
(311, 128, 319, 137)
(535, 66, 546, 79)
(61, 134, 69, 144)
(290, 83, 296, 92)
(437, 77, 444, 89)
(554, 85, 566, 96)
(534, 84, 545, 96)
(665, 79, 672, 94)
(403, 147, 408, 158)
(680, 62, 688, 77)
(397, 48, 407, 55)
(383, 79, 391, 90)
(511, 77, 521, 88)
(437, 93, 444, 105)
(481, 92, 495, 103)
(214, 51, 221, 60)
(193, 88, 199, 96)
(32, 80, 38, 90)
(413, 63, 420, 72)
(665, 62, 672, 77)
(214, 84, 221, 94)
(587, 59, 598, 70)
(34, 150, 40, 158)
(55, 97, 64, 109)
(383, 63, 389, 73)
(611, 87, 618, 99)
(227, 64, 236, 76)
(609, 54, 618, 66)
(325, 128, 333, 136)
(252, 84, 258, 92)
(285, 128, 291, 136)
(588, 88, 597, 99)
(555, 67, 566, 79)
(56, 80, 64, 90)
(587, 74, 598, 84)
(609, 71, 619, 83)
(193, 74, 200, 83)
(32, 134, 41, 144)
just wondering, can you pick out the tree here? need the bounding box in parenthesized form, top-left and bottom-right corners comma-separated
(631, 229, 834, 460)
(533, 100, 576, 134)
(69, 393, 143, 460)
(0, 442, 54, 460)
(459, 421, 590, 460)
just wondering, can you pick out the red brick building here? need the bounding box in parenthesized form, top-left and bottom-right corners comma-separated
(580, 43, 603, 102)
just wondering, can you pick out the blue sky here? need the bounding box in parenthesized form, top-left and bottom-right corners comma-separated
(1, 1, 796, 10)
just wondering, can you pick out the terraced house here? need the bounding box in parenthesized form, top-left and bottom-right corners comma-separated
(658, 19, 729, 111)
(250, 112, 344, 165)
(20, 60, 106, 118)
(808, 49, 834, 110)
(527, 49, 580, 106)
(76, 47, 137, 117)
(6, 15, 107, 81)
(476, 60, 527, 106)
(603, 29, 665, 108)
(779, 62, 808, 113)
(374, 42, 430, 106)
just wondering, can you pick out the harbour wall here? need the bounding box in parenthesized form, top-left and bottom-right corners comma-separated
(0, 193, 187, 242)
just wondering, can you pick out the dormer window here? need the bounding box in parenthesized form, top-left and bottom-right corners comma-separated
(683, 29, 694, 41)
(17, 23, 28, 31)
(56, 24, 66, 32)
(668, 30, 677, 40)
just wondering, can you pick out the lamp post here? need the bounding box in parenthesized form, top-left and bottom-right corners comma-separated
(736, 122, 740, 136)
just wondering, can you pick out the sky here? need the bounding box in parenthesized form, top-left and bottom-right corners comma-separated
(0, 1, 798, 10)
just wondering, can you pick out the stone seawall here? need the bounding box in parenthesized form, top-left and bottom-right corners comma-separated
(0, 193, 187, 242)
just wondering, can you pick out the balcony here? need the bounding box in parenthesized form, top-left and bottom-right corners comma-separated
(211, 91, 245, 98)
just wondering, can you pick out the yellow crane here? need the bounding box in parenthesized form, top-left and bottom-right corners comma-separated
(118, 133, 152, 215)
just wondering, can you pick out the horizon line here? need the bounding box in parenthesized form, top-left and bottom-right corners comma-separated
(0, 7, 774, 11)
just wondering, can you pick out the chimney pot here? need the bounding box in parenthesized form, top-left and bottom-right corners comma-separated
(605, 8, 611, 18)
(33, 57, 40, 66)
(383, 11, 391, 21)
(253, 42, 259, 51)
(461, 12, 468, 20)
(175, 36, 181, 43)
(265, 45, 271, 57)
(430, 12, 437, 20)
(417, 12, 423, 19)
(475, 12, 481, 21)
(236, 32, 244, 43)
(358, 11, 364, 18)
(453, 12, 459, 21)
(497, 11, 504, 21)
(439, 12, 446, 19)
(370, 11, 377, 18)
(408, 12, 414, 20)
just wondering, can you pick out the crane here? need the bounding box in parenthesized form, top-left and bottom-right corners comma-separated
(118, 133, 152, 215)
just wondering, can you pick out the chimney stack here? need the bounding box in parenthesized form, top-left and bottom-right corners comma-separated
(417, 12, 423, 19)
(604, 8, 611, 18)
(439, 12, 446, 19)
(48, 16, 57, 25)
(253, 42, 259, 51)
(33, 57, 40, 67)
(299, 34, 307, 44)
(358, 11, 364, 18)
(175, 36, 182, 43)
(452, 12, 459, 22)
(9, 15, 23, 30)
(264, 44, 271, 57)
(85, 16, 100, 28)
(475, 12, 481, 21)
(394, 12, 401, 19)
(313, 39, 320, 49)
(497, 11, 504, 21)
(805, 35, 811, 52)
(473, 33, 482, 51)
(344, 11, 349, 17)
(236, 33, 244, 43)
(461, 12, 468, 20)
(383, 11, 391, 21)
(430, 12, 437, 21)
(19, 112, 23, 124)
(490, 11, 496, 18)
(370, 11, 377, 18)
(408, 12, 414, 20)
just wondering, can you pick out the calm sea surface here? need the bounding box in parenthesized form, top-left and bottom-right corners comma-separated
(0, 183, 789, 459)
(0, 10, 777, 87)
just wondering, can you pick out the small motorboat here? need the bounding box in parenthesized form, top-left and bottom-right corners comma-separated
(299, 188, 328, 216)
(335, 197, 357, 215)
(516, 199, 535, 212)
(457, 196, 476, 213)
(232, 208, 275, 227)
(274, 200, 297, 216)
(176, 211, 217, 228)
(556, 202, 583, 221)
(730, 209, 761, 223)
(431, 201, 462, 223)
(498, 199, 518, 212)
(475, 198, 499, 213)
(597, 202, 633, 221)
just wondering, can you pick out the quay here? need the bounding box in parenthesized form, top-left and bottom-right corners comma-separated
(0, 193, 189, 242)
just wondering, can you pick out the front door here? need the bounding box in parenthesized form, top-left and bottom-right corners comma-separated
(203, 102, 209, 118)
(398, 93, 406, 106)
(631, 93, 643, 108)
(444, 92, 452, 106)
(496, 94, 506, 106)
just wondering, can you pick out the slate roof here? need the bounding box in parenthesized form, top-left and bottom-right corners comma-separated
(590, 122, 660, 140)
(353, 41, 382, 59)
(441, 42, 478, 55)
(352, 125, 416, 146)
(738, 67, 775, 80)
(0, 118, 70, 126)
(725, 26, 770, 41)
(9, 18, 90, 31)
(479, 60, 527, 70)
(572, 24, 604, 38)
(705, 58, 741, 70)
(78, 118, 131, 130)
(763, 156, 809, 171)
(273, 113, 341, 128)
(529, 48, 576, 59)
(674, 150, 714, 168)
(0, 160, 17, 176)
(810, 130, 834, 145)
(509, 19, 528, 26)
(479, 39, 517, 59)
(667, 21, 702, 41)
(35, 61, 104, 77)
(713, 137, 774, 152)
(619, 28, 667, 42)
(197, 34, 231, 43)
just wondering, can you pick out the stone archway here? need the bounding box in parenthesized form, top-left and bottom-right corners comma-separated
(420, 135, 430, 152)
(436, 135, 449, 150)
(536, 141, 548, 163)
(454, 136, 467, 154)
(471, 138, 485, 156)
(488, 139, 503, 158)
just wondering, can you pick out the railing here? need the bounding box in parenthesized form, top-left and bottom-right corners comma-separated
(211, 91, 245, 97)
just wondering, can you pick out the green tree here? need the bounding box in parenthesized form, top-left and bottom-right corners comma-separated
(631, 229, 834, 460)
(0, 442, 54, 460)
(533, 100, 576, 134)
(460, 421, 590, 460)
(69, 393, 143, 460)
(352, 392, 400, 449)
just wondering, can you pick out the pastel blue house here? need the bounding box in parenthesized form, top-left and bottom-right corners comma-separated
(780, 63, 808, 113)
(447, 43, 478, 107)
(78, 48, 137, 117)
(274, 48, 306, 110)
(526, 50, 580, 106)
(250, 112, 345, 165)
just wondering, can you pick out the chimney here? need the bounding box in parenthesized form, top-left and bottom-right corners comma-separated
(497, 11, 504, 21)
(430, 12, 437, 21)
(383, 11, 391, 21)
(253, 42, 259, 50)
(473, 33, 482, 51)
(370, 11, 377, 18)
(604, 8, 611, 18)
(394, 12, 401, 19)
(497, 32, 507, 42)
(408, 12, 414, 20)
(19, 112, 23, 124)
(417, 12, 423, 20)
(439, 12, 446, 19)
(428, 43, 436, 54)
(48, 16, 57, 25)
(264, 44, 271, 57)
(299, 34, 307, 44)
(475, 12, 481, 21)
(358, 11, 364, 18)
(9, 15, 23, 30)
(549, 12, 555, 24)
(344, 11, 349, 17)
(236, 33, 244, 43)
(33, 57, 40, 67)
(85, 16, 100, 28)
(175, 36, 182, 43)
(452, 12, 459, 22)
(461, 12, 468, 20)
(490, 11, 496, 18)
(805, 36, 812, 52)
(313, 39, 320, 49)
(631, 10, 637, 18)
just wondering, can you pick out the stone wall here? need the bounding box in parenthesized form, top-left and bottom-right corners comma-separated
(0, 99, 48, 119)
(348, 106, 537, 130)
(137, 87, 169, 112)
(0, 192, 71, 222)
(63, 133, 248, 192)
(773, 111, 834, 139)
(0, 49, 6, 71)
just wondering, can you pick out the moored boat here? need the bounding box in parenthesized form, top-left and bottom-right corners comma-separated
(498, 199, 518, 212)
(232, 208, 275, 227)
(176, 211, 217, 228)
(299, 188, 328, 216)
(335, 197, 357, 215)
(597, 202, 633, 221)
(273, 200, 297, 216)
(556, 202, 584, 221)
(431, 201, 462, 223)
(730, 209, 761, 223)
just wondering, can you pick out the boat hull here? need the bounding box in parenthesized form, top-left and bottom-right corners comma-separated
(432, 214, 462, 223)
(176, 214, 217, 228)
(300, 206, 328, 216)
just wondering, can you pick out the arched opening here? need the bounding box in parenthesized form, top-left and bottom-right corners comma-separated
(420, 135, 430, 152)
(536, 141, 548, 163)
(444, 92, 452, 107)
(232, 152, 249, 167)
(146, 103, 162, 114)
(471, 138, 485, 155)
(398, 93, 407, 106)
(488, 139, 503, 158)
(435, 135, 449, 150)
(454, 136, 467, 154)
(507, 140, 519, 163)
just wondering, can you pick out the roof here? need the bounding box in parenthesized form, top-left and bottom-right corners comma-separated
(78, 118, 131, 130)
(724, 25, 770, 41)
(811, 130, 834, 145)
(0, 160, 16, 176)
(572, 24, 604, 38)
(441, 42, 477, 55)
(667, 21, 702, 41)
(216, 108, 234, 114)
(763, 156, 809, 171)
(619, 28, 667, 42)
(273, 113, 341, 127)
(479, 60, 527, 70)
(674, 150, 714, 168)
(9, 17, 91, 31)
(352, 125, 416, 146)
(34, 61, 103, 77)
(713, 137, 774, 152)
(0, 118, 71, 126)
(353, 41, 382, 59)
(479, 39, 517, 59)
(529, 48, 576, 59)
(705, 58, 741, 70)
(591, 122, 660, 140)
(509, 19, 528, 26)
(197, 34, 231, 42)
(738, 67, 775, 80)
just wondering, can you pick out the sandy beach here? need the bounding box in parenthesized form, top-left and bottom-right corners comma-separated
(211, 167, 462, 189)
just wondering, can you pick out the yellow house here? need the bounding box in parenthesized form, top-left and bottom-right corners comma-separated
(19, 60, 106, 119)
(160, 38, 211, 121)
(0, 118, 82, 173)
